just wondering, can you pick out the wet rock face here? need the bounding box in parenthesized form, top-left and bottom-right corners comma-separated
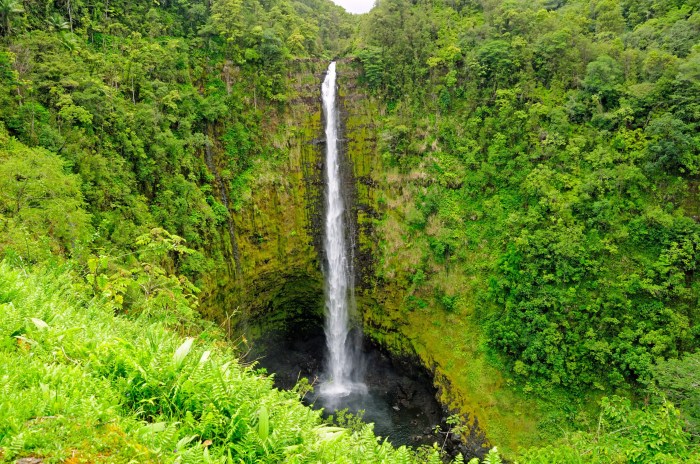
(198, 59, 328, 328)
(336, 60, 381, 291)
(199, 58, 493, 459)
(436, 414, 492, 462)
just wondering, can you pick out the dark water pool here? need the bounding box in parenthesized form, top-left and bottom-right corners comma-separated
(245, 326, 443, 447)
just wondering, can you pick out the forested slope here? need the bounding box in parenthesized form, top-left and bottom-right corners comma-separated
(0, 0, 360, 335)
(348, 0, 700, 453)
(0, 0, 414, 461)
(0, 0, 352, 278)
(0, 260, 456, 462)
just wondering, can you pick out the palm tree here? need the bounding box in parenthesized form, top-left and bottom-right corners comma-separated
(0, 0, 23, 37)
(46, 13, 69, 32)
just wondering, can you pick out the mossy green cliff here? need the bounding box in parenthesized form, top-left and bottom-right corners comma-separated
(200, 59, 544, 453)
(197, 60, 328, 338)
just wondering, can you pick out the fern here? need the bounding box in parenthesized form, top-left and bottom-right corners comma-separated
(483, 447, 502, 464)
(0, 262, 467, 463)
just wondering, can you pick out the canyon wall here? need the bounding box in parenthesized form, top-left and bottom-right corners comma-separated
(198, 60, 538, 452)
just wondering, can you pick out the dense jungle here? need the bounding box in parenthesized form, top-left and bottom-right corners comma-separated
(0, 0, 699, 462)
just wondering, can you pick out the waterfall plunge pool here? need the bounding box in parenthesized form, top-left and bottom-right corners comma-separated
(245, 324, 444, 447)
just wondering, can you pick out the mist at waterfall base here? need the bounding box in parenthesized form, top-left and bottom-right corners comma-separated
(246, 327, 443, 446)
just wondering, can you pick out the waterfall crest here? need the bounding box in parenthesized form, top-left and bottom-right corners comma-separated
(320, 62, 365, 398)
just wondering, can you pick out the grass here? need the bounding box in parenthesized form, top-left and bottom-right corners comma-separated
(404, 304, 543, 453)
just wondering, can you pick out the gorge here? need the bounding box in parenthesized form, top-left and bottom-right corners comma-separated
(244, 60, 458, 450)
(1, 0, 699, 462)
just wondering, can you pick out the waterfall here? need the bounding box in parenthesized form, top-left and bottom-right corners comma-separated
(320, 62, 365, 397)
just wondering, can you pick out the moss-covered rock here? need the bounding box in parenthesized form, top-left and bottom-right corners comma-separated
(198, 60, 328, 336)
(198, 58, 545, 455)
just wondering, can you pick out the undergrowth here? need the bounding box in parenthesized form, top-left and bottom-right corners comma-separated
(0, 261, 459, 463)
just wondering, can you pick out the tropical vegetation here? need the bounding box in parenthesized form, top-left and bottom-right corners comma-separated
(0, 0, 699, 462)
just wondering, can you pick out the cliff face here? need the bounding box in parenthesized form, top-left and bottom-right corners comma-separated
(197, 59, 382, 338)
(198, 59, 539, 452)
(198, 59, 328, 338)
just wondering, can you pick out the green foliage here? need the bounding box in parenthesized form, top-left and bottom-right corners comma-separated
(474, 40, 522, 89)
(645, 112, 699, 174)
(652, 351, 700, 438)
(358, 0, 700, 398)
(0, 0, 23, 36)
(0, 0, 356, 293)
(3, 0, 700, 458)
(0, 261, 453, 462)
(521, 396, 696, 463)
(357, 46, 386, 92)
(583, 55, 624, 110)
(86, 227, 201, 327)
(0, 128, 91, 262)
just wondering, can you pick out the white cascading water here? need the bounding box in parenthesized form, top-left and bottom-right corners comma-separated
(320, 62, 364, 397)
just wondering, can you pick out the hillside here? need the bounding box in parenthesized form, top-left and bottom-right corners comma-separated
(348, 0, 700, 451)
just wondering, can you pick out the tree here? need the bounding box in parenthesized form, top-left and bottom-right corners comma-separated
(583, 54, 624, 110)
(0, 126, 91, 261)
(645, 113, 697, 175)
(522, 396, 694, 463)
(46, 13, 70, 32)
(0, 0, 23, 36)
(210, 0, 246, 61)
(474, 40, 520, 90)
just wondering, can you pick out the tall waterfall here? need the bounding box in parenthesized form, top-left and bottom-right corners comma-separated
(320, 62, 364, 397)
